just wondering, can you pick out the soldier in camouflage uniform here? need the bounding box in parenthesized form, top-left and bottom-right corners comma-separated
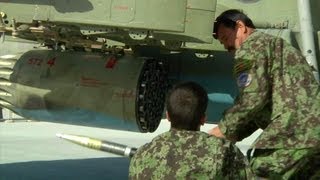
(209, 9, 320, 179)
(129, 81, 253, 179)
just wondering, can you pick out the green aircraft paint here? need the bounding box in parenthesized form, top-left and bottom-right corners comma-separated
(0, 0, 319, 132)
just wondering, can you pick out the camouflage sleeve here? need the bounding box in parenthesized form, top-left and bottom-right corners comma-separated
(222, 141, 254, 179)
(232, 144, 255, 180)
(128, 150, 142, 180)
(128, 145, 158, 180)
(229, 117, 259, 140)
(219, 49, 270, 141)
(128, 134, 173, 179)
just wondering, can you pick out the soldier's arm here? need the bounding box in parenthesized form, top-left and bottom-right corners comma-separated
(231, 144, 255, 179)
(209, 121, 258, 142)
(221, 141, 255, 179)
(218, 55, 270, 141)
(128, 153, 140, 180)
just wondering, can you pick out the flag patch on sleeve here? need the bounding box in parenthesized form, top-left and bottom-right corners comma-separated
(237, 73, 252, 87)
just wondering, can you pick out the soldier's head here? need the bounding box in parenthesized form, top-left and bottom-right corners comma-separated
(213, 9, 255, 54)
(166, 81, 208, 131)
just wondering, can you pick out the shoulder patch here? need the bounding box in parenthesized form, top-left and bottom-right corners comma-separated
(237, 73, 252, 88)
(234, 59, 253, 75)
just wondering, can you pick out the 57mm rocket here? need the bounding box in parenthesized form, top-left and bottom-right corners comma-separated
(56, 133, 137, 157)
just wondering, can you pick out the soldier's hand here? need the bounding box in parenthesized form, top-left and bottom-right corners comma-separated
(208, 126, 225, 138)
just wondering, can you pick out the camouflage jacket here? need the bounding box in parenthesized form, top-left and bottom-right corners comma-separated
(129, 129, 252, 180)
(219, 31, 320, 149)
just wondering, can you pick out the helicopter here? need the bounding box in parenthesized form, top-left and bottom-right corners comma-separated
(0, 0, 319, 133)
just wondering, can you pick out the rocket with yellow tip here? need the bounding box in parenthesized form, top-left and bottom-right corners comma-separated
(56, 133, 137, 158)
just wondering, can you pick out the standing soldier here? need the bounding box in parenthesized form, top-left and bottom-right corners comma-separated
(209, 9, 320, 179)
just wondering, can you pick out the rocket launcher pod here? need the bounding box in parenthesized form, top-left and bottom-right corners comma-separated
(0, 50, 168, 132)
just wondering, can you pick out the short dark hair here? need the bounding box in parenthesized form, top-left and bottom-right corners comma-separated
(166, 81, 208, 131)
(213, 9, 255, 39)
